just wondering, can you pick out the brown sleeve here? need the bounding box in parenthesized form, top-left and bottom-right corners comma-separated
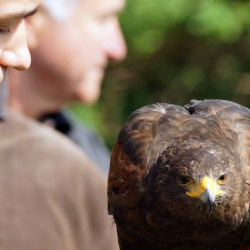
(0, 112, 119, 250)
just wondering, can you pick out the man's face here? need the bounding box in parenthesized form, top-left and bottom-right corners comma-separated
(0, 0, 39, 83)
(31, 0, 127, 104)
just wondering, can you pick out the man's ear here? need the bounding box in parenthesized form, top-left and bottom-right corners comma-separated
(25, 9, 48, 50)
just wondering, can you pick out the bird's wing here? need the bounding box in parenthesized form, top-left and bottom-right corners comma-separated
(108, 103, 189, 214)
(185, 99, 250, 183)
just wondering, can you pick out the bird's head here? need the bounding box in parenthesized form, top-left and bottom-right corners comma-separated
(146, 139, 244, 219)
(177, 174, 226, 213)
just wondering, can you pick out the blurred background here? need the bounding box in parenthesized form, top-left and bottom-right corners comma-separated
(71, 0, 250, 149)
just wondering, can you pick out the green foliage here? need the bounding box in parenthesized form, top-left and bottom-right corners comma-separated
(121, 0, 250, 54)
(72, 0, 250, 149)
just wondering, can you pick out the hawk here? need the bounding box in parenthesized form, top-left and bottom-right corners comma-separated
(108, 99, 250, 250)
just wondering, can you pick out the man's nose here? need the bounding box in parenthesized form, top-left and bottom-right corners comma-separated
(0, 20, 31, 71)
(106, 20, 127, 61)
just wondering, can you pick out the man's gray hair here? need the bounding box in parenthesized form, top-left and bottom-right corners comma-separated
(42, 0, 79, 21)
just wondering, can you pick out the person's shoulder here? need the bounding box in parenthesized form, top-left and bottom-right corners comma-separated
(0, 111, 43, 137)
(0, 112, 117, 249)
(0, 111, 78, 149)
(0, 111, 63, 144)
(0, 111, 103, 176)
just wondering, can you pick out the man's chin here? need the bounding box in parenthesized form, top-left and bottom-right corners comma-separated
(72, 90, 100, 104)
(72, 73, 103, 104)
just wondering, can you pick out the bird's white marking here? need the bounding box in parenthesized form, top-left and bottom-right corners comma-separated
(245, 203, 249, 212)
(207, 149, 216, 155)
(154, 103, 167, 114)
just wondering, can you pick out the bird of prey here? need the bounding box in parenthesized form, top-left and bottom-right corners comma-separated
(108, 99, 250, 250)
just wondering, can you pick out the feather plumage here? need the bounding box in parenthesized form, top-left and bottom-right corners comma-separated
(108, 100, 250, 249)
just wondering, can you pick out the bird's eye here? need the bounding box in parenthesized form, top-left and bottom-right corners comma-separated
(218, 174, 228, 185)
(177, 176, 192, 187)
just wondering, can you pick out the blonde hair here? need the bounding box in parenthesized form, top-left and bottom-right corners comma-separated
(42, 0, 79, 21)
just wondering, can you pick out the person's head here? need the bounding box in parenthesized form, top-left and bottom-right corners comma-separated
(9, 0, 127, 118)
(0, 0, 39, 84)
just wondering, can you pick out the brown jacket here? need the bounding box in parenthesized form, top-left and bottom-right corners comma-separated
(0, 112, 118, 250)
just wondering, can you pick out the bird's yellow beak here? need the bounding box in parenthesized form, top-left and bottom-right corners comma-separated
(186, 176, 222, 212)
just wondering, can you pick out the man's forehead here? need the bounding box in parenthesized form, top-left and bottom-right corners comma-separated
(83, 0, 125, 15)
(0, 0, 39, 20)
(42, 0, 78, 21)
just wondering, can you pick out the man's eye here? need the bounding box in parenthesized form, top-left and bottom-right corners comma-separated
(0, 28, 11, 36)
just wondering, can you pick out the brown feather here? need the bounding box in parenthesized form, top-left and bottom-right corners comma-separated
(108, 100, 250, 249)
